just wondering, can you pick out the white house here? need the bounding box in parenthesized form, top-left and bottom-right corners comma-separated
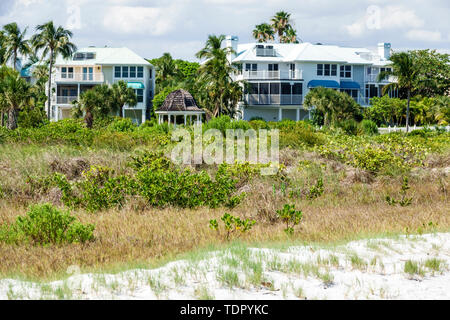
(227, 36, 397, 121)
(50, 47, 155, 125)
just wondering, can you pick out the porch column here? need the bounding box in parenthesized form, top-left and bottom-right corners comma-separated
(174, 115, 177, 128)
(168, 114, 171, 125)
(55, 106, 59, 121)
(296, 108, 300, 121)
(184, 114, 187, 125)
(278, 108, 282, 121)
(142, 109, 146, 124)
(77, 83, 80, 99)
(190, 115, 192, 125)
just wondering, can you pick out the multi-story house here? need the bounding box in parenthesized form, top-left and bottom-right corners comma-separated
(227, 36, 396, 121)
(50, 47, 155, 124)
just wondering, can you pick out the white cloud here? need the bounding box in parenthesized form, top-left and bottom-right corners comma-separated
(345, 5, 425, 37)
(102, 5, 180, 36)
(406, 29, 442, 42)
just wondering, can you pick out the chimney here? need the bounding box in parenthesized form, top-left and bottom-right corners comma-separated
(226, 35, 239, 63)
(378, 42, 391, 60)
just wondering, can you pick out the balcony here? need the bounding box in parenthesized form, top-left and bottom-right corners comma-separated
(245, 94, 303, 105)
(54, 72, 104, 83)
(365, 74, 396, 83)
(56, 96, 78, 105)
(239, 70, 302, 80)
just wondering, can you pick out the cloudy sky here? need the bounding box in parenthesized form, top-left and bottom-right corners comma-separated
(1, 0, 449, 61)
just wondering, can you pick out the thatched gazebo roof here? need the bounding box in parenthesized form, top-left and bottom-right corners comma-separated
(158, 89, 203, 112)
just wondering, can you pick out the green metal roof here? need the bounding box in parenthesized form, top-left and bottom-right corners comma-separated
(127, 82, 145, 89)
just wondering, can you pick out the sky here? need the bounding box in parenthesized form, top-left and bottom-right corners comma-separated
(0, 0, 449, 61)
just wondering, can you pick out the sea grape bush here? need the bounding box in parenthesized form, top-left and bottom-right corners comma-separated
(276, 204, 303, 235)
(48, 152, 263, 211)
(0, 203, 94, 245)
(209, 212, 256, 241)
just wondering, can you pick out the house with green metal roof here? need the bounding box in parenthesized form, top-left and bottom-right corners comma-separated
(49, 47, 155, 124)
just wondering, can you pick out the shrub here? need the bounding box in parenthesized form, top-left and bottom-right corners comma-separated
(0, 203, 95, 245)
(276, 204, 303, 235)
(209, 212, 256, 241)
(280, 125, 325, 149)
(107, 117, 137, 132)
(359, 120, 379, 136)
(204, 115, 232, 134)
(249, 119, 269, 130)
(337, 119, 358, 135)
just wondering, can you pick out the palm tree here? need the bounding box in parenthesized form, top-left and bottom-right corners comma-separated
(0, 31, 7, 65)
(31, 21, 77, 121)
(304, 87, 335, 126)
(0, 66, 33, 130)
(252, 23, 275, 43)
(196, 34, 244, 117)
(378, 52, 418, 132)
(2, 22, 31, 70)
(271, 11, 292, 43)
(281, 26, 300, 44)
(72, 88, 103, 128)
(111, 80, 138, 117)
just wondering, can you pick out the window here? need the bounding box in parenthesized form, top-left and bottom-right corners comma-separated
(340, 65, 352, 78)
(380, 67, 391, 73)
(324, 64, 330, 76)
(245, 63, 257, 71)
(268, 64, 279, 71)
(250, 83, 259, 94)
(270, 83, 280, 95)
(130, 66, 136, 78)
(331, 64, 337, 76)
(149, 68, 153, 78)
(83, 67, 93, 80)
(122, 66, 129, 78)
(137, 67, 144, 78)
(114, 66, 121, 78)
(318, 64, 337, 76)
(259, 83, 269, 95)
(292, 83, 303, 95)
(135, 89, 144, 103)
(281, 83, 291, 95)
(317, 64, 323, 76)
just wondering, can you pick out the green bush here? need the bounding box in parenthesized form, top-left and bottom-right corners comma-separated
(337, 119, 358, 135)
(209, 212, 256, 241)
(280, 125, 325, 149)
(0, 203, 95, 245)
(107, 117, 137, 132)
(358, 120, 379, 136)
(276, 204, 303, 235)
(249, 119, 269, 130)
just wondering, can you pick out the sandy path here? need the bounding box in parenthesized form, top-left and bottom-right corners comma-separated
(1, 232, 449, 300)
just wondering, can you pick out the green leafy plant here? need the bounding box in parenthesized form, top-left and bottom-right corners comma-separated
(276, 204, 303, 235)
(386, 176, 413, 206)
(209, 213, 256, 241)
(307, 178, 324, 200)
(0, 203, 94, 245)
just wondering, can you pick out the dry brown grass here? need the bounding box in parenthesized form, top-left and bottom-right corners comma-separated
(0, 168, 448, 281)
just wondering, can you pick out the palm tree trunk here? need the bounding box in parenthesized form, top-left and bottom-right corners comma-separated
(406, 89, 411, 132)
(7, 108, 18, 130)
(47, 49, 54, 121)
(85, 110, 93, 129)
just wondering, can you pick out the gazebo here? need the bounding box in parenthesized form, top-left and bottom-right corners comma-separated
(155, 89, 205, 126)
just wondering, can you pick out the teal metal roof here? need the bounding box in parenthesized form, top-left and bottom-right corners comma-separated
(127, 82, 145, 89)
(307, 80, 340, 89)
(340, 81, 361, 89)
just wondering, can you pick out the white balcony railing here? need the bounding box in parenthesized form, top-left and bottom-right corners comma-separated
(240, 70, 302, 80)
(245, 94, 303, 105)
(54, 72, 104, 82)
(365, 74, 396, 83)
(56, 96, 78, 104)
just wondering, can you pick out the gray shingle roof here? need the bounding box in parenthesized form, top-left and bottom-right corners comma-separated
(158, 89, 203, 112)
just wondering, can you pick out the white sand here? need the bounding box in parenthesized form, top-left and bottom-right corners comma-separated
(1, 232, 450, 300)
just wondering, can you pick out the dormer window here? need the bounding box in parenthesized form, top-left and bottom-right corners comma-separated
(73, 52, 96, 61)
(256, 45, 276, 57)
